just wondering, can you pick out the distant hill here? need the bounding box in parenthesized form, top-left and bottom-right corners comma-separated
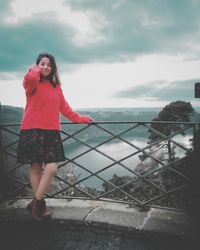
(1, 105, 160, 124)
(2, 104, 200, 125)
(1, 105, 23, 124)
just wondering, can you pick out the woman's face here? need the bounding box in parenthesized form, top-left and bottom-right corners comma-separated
(38, 57, 52, 77)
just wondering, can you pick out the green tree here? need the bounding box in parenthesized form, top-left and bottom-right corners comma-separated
(148, 101, 194, 144)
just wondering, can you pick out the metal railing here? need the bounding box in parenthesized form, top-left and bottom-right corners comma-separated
(1, 121, 200, 213)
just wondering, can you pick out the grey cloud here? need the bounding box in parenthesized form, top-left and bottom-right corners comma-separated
(1, 0, 200, 72)
(66, 0, 200, 56)
(0, 0, 13, 22)
(114, 79, 198, 101)
(0, 15, 82, 72)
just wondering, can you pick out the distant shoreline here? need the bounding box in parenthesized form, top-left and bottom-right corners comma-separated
(78, 107, 162, 112)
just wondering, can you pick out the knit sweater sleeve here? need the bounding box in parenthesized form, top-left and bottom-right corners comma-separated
(23, 64, 41, 96)
(59, 87, 92, 123)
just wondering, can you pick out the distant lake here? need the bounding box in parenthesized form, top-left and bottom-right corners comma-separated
(62, 133, 192, 189)
(63, 138, 147, 189)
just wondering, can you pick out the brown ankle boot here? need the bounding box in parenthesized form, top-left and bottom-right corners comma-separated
(41, 199, 51, 219)
(32, 198, 44, 221)
(30, 198, 51, 220)
(26, 199, 34, 212)
(27, 199, 51, 219)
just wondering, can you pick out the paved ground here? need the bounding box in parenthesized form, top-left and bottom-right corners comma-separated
(1, 222, 198, 250)
(0, 198, 200, 250)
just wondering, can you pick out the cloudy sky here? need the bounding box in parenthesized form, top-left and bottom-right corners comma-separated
(1, 0, 200, 109)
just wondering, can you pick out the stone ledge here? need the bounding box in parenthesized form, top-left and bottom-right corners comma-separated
(0, 198, 200, 242)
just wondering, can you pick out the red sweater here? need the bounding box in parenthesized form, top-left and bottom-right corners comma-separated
(21, 65, 91, 130)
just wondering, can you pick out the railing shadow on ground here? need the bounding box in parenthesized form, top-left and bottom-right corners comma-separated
(1, 121, 200, 214)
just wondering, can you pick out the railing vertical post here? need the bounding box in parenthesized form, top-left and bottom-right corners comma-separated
(0, 126, 2, 169)
(193, 124, 200, 174)
(193, 124, 200, 154)
(0, 102, 3, 170)
(0, 104, 4, 197)
(168, 140, 172, 161)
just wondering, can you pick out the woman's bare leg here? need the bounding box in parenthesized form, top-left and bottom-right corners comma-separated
(30, 163, 43, 194)
(35, 162, 57, 200)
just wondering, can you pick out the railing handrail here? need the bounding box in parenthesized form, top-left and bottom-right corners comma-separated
(1, 120, 200, 126)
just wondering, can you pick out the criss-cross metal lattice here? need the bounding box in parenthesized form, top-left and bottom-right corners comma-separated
(1, 121, 200, 213)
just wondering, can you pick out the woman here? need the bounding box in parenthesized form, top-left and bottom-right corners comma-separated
(17, 53, 93, 221)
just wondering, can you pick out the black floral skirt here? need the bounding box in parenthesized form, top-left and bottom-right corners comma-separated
(17, 129, 65, 164)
